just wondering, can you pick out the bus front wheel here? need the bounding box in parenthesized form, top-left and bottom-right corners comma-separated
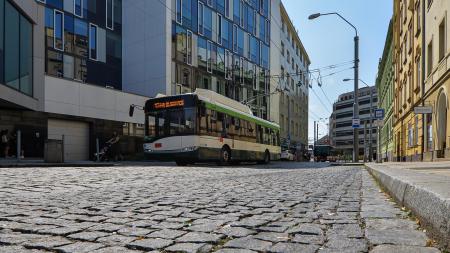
(219, 146, 231, 165)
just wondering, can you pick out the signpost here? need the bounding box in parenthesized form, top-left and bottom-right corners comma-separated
(352, 118, 360, 128)
(414, 106, 432, 114)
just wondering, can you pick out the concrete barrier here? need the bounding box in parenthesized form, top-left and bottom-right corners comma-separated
(366, 164, 450, 250)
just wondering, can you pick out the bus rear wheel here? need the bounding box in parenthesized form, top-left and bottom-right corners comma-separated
(219, 146, 231, 165)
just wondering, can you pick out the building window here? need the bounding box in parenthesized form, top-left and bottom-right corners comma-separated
(416, 57, 421, 90)
(106, 0, 114, 30)
(439, 18, 446, 62)
(217, 14, 222, 45)
(74, 0, 82, 17)
(281, 41, 285, 56)
(89, 23, 97, 60)
(427, 40, 433, 76)
(176, 0, 182, 24)
(187, 30, 193, 65)
(207, 40, 212, 73)
(54, 10, 64, 51)
(232, 24, 237, 52)
(2, 0, 33, 95)
(198, 1, 204, 35)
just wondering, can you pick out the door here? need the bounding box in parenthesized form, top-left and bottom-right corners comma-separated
(48, 119, 89, 161)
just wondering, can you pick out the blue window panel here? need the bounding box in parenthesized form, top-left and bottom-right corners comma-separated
(221, 18, 230, 50)
(249, 35, 259, 64)
(64, 14, 74, 33)
(233, 0, 240, 24)
(246, 5, 254, 35)
(197, 37, 207, 69)
(216, 0, 225, 15)
(198, 2, 204, 34)
(203, 6, 212, 39)
(237, 27, 244, 56)
(45, 7, 54, 28)
(89, 24, 97, 60)
(82, 0, 87, 17)
(54, 11, 64, 50)
(74, 0, 82, 16)
(47, 0, 63, 9)
(259, 14, 265, 40)
(262, 0, 269, 17)
(261, 43, 269, 69)
(176, 0, 182, 23)
(74, 18, 87, 35)
(182, 0, 193, 29)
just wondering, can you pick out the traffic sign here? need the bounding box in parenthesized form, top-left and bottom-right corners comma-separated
(414, 106, 432, 114)
(352, 118, 360, 128)
(374, 109, 385, 119)
(375, 119, 384, 127)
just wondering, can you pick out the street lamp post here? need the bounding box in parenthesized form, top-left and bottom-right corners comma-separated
(309, 12, 359, 162)
(344, 78, 374, 162)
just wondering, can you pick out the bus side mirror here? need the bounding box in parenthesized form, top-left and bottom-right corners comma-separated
(129, 105, 135, 117)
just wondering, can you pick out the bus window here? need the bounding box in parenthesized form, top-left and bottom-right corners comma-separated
(199, 106, 208, 135)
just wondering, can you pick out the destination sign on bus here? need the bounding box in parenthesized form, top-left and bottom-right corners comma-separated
(154, 99, 185, 109)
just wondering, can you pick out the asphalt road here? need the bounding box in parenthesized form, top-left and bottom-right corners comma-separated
(0, 162, 441, 252)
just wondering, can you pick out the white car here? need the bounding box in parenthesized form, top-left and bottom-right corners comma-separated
(280, 150, 295, 161)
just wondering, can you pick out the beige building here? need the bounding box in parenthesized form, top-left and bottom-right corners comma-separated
(423, 0, 450, 160)
(393, 0, 424, 161)
(270, 1, 310, 153)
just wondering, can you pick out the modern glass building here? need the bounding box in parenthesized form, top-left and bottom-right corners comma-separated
(41, 0, 122, 89)
(173, 0, 271, 118)
(123, 0, 271, 119)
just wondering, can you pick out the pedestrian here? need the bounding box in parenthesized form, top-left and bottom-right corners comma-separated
(1, 129, 10, 158)
(107, 131, 122, 161)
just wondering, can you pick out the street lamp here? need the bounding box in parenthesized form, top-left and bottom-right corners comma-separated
(343, 78, 374, 162)
(309, 12, 359, 163)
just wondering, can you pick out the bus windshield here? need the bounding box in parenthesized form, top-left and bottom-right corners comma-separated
(146, 107, 196, 141)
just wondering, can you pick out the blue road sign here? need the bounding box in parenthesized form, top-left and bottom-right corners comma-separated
(352, 118, 360, 128)
(375, 109, 385, 119)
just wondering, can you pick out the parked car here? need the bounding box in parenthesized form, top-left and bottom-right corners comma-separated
(281, 150, 295, 161)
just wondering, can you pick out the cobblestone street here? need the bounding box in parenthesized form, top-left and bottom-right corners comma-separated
(0, 163, 441, 252)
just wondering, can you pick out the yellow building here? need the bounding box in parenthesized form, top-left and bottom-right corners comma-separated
(393, 0, 424, 161)
(422, 0, 450, 160)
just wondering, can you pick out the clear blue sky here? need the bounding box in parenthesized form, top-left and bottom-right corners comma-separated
(281, 0, 393, 143)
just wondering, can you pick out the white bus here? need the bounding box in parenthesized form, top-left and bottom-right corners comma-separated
(141, 89, 281, 166)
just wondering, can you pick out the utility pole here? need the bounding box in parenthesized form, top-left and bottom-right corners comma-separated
(364, 121, 367, 162)
(353, 36, 360, 163)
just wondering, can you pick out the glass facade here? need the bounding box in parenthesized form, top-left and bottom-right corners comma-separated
(39, 0, 122, 89)
(0, 0, 33, 96)
(172, 0, 271, 119)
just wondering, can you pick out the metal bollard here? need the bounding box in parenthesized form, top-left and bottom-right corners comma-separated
(16, 130, 21, 162)
(96, 138, 100, 162)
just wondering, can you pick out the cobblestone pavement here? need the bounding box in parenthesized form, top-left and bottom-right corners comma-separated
(0, 163, 442, 253)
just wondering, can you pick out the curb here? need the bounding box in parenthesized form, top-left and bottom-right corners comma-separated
(365, 164, 450, 250)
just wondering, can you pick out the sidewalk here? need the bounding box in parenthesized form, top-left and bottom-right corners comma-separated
(366, 162, 450, 250)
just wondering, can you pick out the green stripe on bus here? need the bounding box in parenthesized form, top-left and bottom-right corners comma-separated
(203, 101, 280, 131)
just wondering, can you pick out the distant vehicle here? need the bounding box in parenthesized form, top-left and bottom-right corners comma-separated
(138, 89, 281, 166)
(314, 145, 334, 162)
(280, 150, 295, 161)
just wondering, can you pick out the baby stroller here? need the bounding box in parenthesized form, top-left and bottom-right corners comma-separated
(94, 142, 113, 161)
